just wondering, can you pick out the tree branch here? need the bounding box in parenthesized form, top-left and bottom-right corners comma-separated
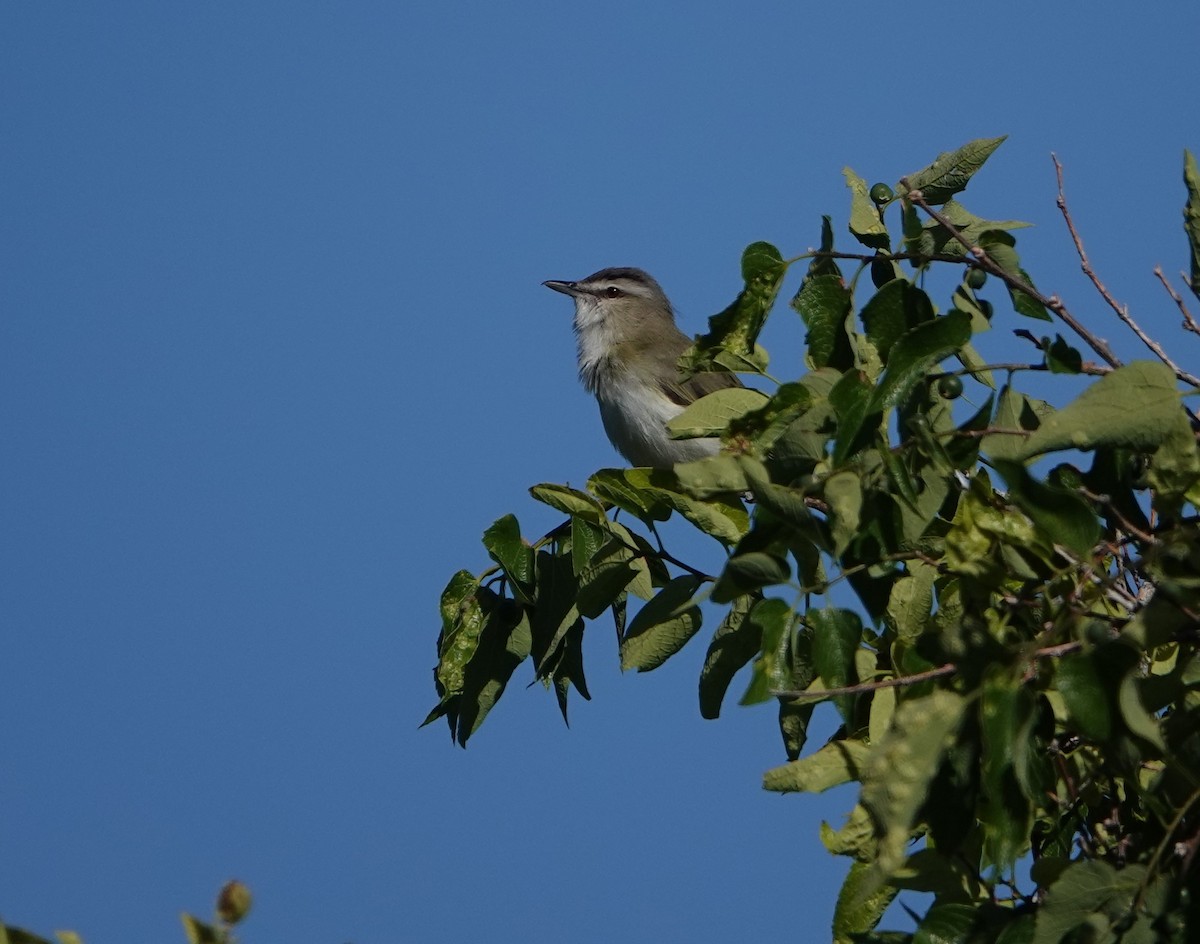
(1155, 264, 1200, 336)
(1053, 154, 1200, 387)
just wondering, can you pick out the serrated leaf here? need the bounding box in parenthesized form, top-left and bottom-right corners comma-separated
(902, 136, 1007, 204)
(620, 575, 703, 672)
(763, 738, 870, 793)
(699, 595, 761, 718)
(845, 166, 890, 250)
(666, 387, 769, 439)
(792, 273, 854, 370)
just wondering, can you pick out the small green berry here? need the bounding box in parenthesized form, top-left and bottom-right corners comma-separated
(869, 182, 894, 205)
(965, 267, 987, 290)
(936, 375, 964, 400)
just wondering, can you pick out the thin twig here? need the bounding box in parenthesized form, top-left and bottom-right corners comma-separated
(930, 361, 1111, 379)
(772, 638, 1086, 701)
(775, 663, 957, 700)
(904, 186, 1124, 370)
(1053, 154, 1200, 387)
(1155, 264, 1200, 336)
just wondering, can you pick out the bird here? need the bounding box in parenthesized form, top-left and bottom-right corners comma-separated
(543, 267, 740, 468)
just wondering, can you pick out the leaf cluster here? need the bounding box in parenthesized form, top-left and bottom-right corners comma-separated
(428, 139, 1200, 941)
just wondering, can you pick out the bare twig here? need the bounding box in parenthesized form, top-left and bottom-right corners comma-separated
(904, 186, 1124, 371)
(1155, 264, 1200, 336)
(930, 361, 1111, 378)
(1053, 154, 1200, 387)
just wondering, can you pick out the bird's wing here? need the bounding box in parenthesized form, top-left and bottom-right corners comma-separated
(657, 368, 743, 407)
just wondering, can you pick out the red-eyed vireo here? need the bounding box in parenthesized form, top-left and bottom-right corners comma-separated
(543, 267, 740, 468)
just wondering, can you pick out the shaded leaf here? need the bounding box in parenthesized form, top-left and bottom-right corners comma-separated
(861, 279, 933, 364)
(482, 513, 533, 586)
(620, 575, 703, 672)
(792, 273, 854, 370)
(810, 607, 863, 724)
(529, 483, 607, 523)
(992, 461, 1100, 558)
(833, 860, 897, 944)
(867, 311, 973, 415)
(1186, 149, 1200, 303)
(1032, 860, 1146, 944)
(699, 595, 763, 718)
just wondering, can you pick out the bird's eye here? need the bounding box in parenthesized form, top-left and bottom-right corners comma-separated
(604, 286, 622, 298)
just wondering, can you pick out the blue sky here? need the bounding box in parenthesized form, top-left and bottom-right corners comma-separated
(2, 3, 1197, 942)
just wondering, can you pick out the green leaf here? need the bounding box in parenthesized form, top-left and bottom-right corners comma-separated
(1146, 408, 1200, 515)
(792, 273, 854, 370)
(1056, 653, 1112, 741)
(529, 550, 582, 674)
(740, 596, 797, 704)
(913, 904, 977, 944)
(1032, 860, 1146, 944)
(529, 483, 607, 523)
(978, 676, 1036, 871)
(810, 607, 863, 724)
(682, 241, 785, 376)
(575, 538, 638, 618)
(673, 455, 750, 498)
(699, 595, 762, 718)
(867, 311, 973, 415)
(620, 575, 703, 672)
(825, 470, 863, 557)
(861, 689, 967, 874)
(833, 860, 897, 944)
(921, 200, 1031, 259)
(456, 599, 533, 745)
(181, 915, 222, 944)
(587, 468, 671, 522)
(981, 385, 1045, 462)
(482, 513, 533, 586)
(1044, 334, 1082, 374)
(762, 738, 870, 793)
(725, 382, 813, 453)
(1185, 149, 1200, 303)
(666, 387, 769, 439)
(901, 136, 1007, 204)
(884, 560, 936, 644)
(1012, 361, 1183, 460)
(1117, 669, 1165, 750)
(434, 575, 487, 695)
(860, 279, 933, 364)
(830, 368, 877, 464)
(570, 514, 607, 575)
(712, 550, 791, 603)
(845, 166, 890, 250)
(991, 461, 1100, 558)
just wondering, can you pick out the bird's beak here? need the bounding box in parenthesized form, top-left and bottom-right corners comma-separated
(543, 279, 582, 298)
